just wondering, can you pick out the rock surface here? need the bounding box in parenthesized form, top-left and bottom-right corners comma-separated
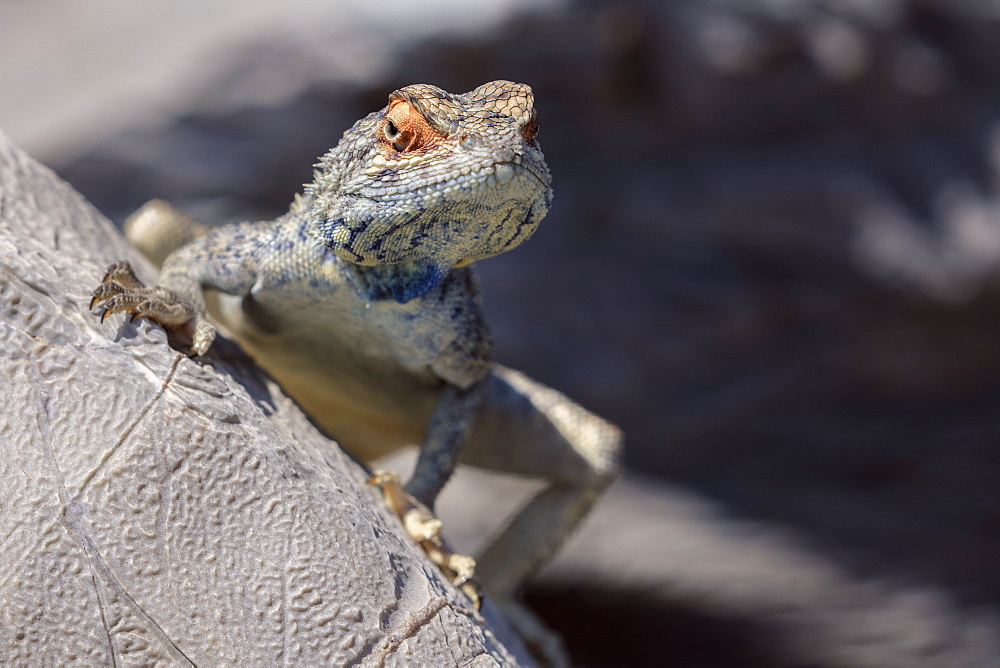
(0, 130, 525, 665)
(7, 1, 1000, 664)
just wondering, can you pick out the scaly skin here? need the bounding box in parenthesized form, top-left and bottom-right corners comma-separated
(92, 81, 622, 666)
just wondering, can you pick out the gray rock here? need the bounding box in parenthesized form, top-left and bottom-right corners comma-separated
(0, 129, 526, 666)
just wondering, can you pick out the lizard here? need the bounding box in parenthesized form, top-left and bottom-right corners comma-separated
(90, 80, 622, 665)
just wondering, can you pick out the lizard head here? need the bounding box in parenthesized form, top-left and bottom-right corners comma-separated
(306, 81, 552, 281)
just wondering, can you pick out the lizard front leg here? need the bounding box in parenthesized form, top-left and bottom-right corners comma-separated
(405, 380, 488, 507)
(92, 260, 217, 354)
(371, 378, 489, 607)
(91, 221, 267, 355)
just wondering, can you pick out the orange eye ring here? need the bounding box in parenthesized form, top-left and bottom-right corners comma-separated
(382, 99, 446, 154)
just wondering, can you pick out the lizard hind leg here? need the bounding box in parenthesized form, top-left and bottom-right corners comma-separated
(460, 364, 623, 666)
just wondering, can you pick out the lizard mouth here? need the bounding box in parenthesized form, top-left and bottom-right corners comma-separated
(360, 154, 549, 204)
(421, 158, 550, 202)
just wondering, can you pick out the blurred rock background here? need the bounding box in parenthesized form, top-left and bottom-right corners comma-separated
(4, 0, 1000, 664)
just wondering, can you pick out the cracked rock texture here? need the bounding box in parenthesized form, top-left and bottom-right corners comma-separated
(0, 130, 525, 666)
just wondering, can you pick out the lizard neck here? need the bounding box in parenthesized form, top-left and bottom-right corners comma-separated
(295, 190, 458, 304)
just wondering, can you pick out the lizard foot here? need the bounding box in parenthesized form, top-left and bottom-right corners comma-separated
(368, 470, 482, 609)
(91, 261, 216, 354)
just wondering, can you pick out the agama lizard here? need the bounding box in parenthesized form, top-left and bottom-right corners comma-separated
(91, 80, 622, 665)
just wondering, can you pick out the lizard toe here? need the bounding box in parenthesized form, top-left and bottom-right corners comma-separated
(369, 469, 482, 609)
(101, 260, 144, 287)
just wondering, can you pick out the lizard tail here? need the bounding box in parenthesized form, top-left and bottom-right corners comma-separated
(124, 199, 210, 268)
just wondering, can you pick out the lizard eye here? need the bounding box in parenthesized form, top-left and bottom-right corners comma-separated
(382, 116, 414, 152)
(382, 98, 446, 154)
(522, 112, 540, 142)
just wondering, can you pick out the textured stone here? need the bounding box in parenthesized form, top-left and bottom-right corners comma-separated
(0, 129, 525, 665)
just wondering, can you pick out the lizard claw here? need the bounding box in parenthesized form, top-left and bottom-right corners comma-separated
(369, 470, 483, 609)
(90, 261, 217, 355)
(91, 267, 157, 322)
(91, 279, 124, 311)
